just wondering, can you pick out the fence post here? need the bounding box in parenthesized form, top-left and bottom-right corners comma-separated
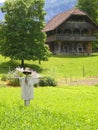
(83, 65, 85, 77)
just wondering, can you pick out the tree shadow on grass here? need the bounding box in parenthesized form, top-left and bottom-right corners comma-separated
(24, 64, 43, 73)
(0, 61, 43, 75)
(0, 61, 18, 74)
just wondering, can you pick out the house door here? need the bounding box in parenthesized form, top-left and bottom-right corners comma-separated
(77, 43, 84, 53)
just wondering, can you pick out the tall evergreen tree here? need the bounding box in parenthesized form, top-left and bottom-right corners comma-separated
(0, 0, 50, 67)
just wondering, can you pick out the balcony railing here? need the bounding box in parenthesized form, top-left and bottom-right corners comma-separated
(64, 22, 94, 29)
(46, 34, 96, 42)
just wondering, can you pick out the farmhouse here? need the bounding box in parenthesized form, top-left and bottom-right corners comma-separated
(43, 8, 98, 55)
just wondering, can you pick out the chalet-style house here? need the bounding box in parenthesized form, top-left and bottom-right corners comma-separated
(43, 8, 98, 55)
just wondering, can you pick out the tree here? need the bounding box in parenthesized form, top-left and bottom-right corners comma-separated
(0, 0, 50, 67)
(77, 0, 98, 23)
(77, 0, 98, 51)
(0, 21, 4, 50)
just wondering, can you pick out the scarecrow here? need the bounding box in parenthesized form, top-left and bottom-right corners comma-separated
(19, 67, 39, 106)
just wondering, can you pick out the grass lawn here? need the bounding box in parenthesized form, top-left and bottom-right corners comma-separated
(0, 86, 98, 130)
(0, 54, 98, 80)
(0, 54, 98, 129)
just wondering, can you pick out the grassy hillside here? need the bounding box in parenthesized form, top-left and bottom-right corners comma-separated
(0, 54, 98, 79)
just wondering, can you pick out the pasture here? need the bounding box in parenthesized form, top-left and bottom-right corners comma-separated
(0, 54, 98, 129)
(0, 86, 98, 130)
(0, 54, 98, 79)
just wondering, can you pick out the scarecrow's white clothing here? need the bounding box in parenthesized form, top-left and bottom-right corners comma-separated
(19, 76, 39, 100)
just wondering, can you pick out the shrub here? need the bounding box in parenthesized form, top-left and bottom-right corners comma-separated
(1, 68, 57, 87)
(39, 76, 57, 87)
(34, 83, 39, 88)
(6, 78, 20, 86)
(1, 70, 21, 86)
(1, 74, 7, 81)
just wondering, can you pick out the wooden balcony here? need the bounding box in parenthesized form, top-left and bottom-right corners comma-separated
(64, 22, 94, 29)
(46, 34, 96, 42)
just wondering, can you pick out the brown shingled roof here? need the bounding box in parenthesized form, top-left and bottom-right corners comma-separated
(43, 8, 96, 32)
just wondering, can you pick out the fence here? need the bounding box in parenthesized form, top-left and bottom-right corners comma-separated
(57, 76, 98, 86)
(0, 66, 98, 86)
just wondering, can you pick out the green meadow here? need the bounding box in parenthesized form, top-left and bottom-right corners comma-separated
(0, 54, 98, 79)
(0, 86, 98, 130)
(0, 54, 98, 130)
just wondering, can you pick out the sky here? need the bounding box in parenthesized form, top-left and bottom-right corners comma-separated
(0, 0, 5, 3)
(0, 0, 77, 21)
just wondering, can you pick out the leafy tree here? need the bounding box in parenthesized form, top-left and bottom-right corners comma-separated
(0, 0, 50, 67)
(0, 21, 4, 50)
(77, 0, 98, 23)
(77, 0, 98, 50)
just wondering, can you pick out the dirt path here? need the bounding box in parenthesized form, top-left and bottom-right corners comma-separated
(58, 77, 98, 86)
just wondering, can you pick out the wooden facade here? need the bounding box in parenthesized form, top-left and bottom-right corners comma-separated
(44, 8, 98, 55)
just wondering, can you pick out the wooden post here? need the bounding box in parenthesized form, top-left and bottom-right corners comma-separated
(21, 59, 25, 69)
(83, 65, 85, 77)
(86, 42, 92, 55)
(57, 41, 62, 54)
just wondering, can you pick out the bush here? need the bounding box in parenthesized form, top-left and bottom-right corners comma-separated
(1, 69, 57, 87)
(1, 74, 20, 86)
(1, 74, 7, 81)
(1, 70, 21, 86)
(6, 78, 20, 86)
(39, 76, 57, 87)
